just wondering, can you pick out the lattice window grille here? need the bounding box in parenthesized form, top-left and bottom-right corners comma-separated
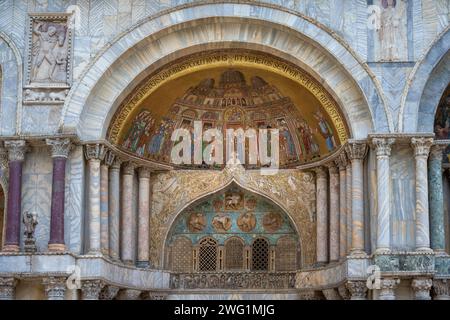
(170, 237, 193, 272)
(225, 238, 244, 270)
(199, 237, 218, 272)
(218, 246, 224, 271)
(251, 238, 269, 271)
(275, 236, 297, 271)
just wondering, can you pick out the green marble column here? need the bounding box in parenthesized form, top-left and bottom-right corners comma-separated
(429, 144, 446, 253)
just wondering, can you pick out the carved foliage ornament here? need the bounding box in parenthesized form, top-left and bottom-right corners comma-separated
(46, 138, 72, 158)
(345, 142, 368, 161)
(84, 144, 106, 161)
(4, 140, 27, 162)
(411, 138, 434, 157)
(372, 138, 395, 157)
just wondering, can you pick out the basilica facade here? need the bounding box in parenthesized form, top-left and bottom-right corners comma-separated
(0, 0, 449, 300)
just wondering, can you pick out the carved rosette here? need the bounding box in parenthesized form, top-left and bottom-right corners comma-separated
(104, 150, 116, 167)
(0, 278, 17, 300)
(99, 285, 120, 300)
(84, 144, 106, 161)
(379, 278, 400, 300)
(4, 140, 27, 162)
(411, 138, 433, 158)
(345, 142, 368, 161)
(346, 281, 368, 300)
(46, 138, 72, 158)
(43, 277, 67, 300)
(117, 289, 142, 300)
(81, 280, 104, 300)
(372, 138, 395, 158)
(432, 279, 450, 300)
(411, 278, 432, 300)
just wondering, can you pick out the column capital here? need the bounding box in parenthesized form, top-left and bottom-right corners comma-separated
(117, 289, 142, 300)
(326, 163, 339, 175)
(429, 144, 447, 160)
(46, 138, 72, 158)
(99, 285, 120, 300)
(81, 280, 104, 300)
(411, 277, 432, 300)
(84, 144, 106, 161)
(104, 150, 116, 166)
(138, 167, 151, 179)
(0, 147, 8, 169)
(345, 142, 368, 161)
(0, 277, 17, 300)
(313, 166, 327, 179)
(4, 140, 27, 162)
(379, 278, 400, 300)
(337, 284, 350, 300)
(411, 137, 433, 157)
(122, 161, 136, 175)
(372, 138, 395, 157)
(345, 280, 367, 300)
(110, 157, 122, 170)
(335, 152, 347, 171)
(43, 277, 67, 300)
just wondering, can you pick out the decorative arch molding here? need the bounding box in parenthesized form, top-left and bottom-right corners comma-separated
(60, 2, 391, 140)
(400, 26, 450, 133)
(0, 31, 22, 135)
(151, 165, 316, 269)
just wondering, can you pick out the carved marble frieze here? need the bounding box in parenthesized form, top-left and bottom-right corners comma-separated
(374, 254, 436, 274)
(170, 272, 296, 290)
(150, 165, 316, 267)
(24, 13, 73, 104)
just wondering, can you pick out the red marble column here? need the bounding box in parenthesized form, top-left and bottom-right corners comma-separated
(3, 140, 27, 252)
(46, 138, 72, 252)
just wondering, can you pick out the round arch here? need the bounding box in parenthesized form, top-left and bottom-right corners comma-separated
(400, 26, 450, 133)
(160, 178, 306, 269)
(60, 2, 391, 140)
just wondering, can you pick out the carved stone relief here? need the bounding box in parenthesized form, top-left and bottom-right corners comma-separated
(24, 14, 73, 104)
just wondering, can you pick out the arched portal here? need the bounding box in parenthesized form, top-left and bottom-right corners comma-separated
(165, 184, 300, 275)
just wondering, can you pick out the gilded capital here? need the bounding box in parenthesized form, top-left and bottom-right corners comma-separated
(411, 137, 433, 157)
(4, 140, 27, 162)
(84, 144, 106, 161)
(46, 138, 72, 158)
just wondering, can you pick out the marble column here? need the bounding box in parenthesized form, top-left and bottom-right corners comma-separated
(428, 144, 447, 253)
(411, 277, 432, 300)
(379, 278, 400, 300)
(46, 138, 72, 252)
(0, 278, 17, 300)
(100, 150, 115, 256)
(121, 162, 135, 264)
(315, 166, 328, 265)
(345, 162, 352, 255)
(411, 138, 434, 252)
(345, 142, 368, 256)
(3, 140, 27, 252)
(328, 164, 340, 262)
(84, 144, 106, 254)
(43, 277, 66, 300)
(372, 138, 395, 254)
(81, 280, 104, 300)
(432, 279, 450, 300)
(336, 153, 347, 259)
(346, 281, 367, 300)
(137, 167, 151, 268)
(109, 158, 121, 260)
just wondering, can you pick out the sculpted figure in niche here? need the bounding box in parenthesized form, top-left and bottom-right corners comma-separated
(31, 21, 68, 83)
(187, 212, 206, 232)
(237, 212, 256, 232)
(212, 215, 232, 232)
(377, 0, 407, 61)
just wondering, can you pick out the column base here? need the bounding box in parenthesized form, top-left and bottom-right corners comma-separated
(374, 248, 391, 255)
(415, 247, 434, 253)
(136, 261, 150, 268)
(433, 249, 448, 257)
(48, 243, 66, 252)
(2, 244, 19, 252)
(349, 249, 368, 258)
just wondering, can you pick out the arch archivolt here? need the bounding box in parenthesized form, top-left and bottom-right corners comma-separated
(151, 166, 316, 268)
(62, 2, 390, 141)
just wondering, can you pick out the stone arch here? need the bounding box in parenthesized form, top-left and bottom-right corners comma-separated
(400, 26, 450, 133)
(0, 31, 22, 135)
(61, 2, 390, 141)
(157, 171, 310, 269)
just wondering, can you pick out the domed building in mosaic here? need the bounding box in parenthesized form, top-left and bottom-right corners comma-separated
(0, 0, 449, 300)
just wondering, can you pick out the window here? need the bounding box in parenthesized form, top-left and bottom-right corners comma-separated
(198, 237, 218, 272)
(275, 236, 297, 271)
(251, 238, 269, 271)
(170, 237, 193, 272)
(225, 237, 244, 270)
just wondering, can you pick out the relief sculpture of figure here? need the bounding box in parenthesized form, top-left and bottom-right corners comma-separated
(31, 21, 67, 82)
(378, 0, 406, 61)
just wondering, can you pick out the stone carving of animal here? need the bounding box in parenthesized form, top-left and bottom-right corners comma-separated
(49, 89, 69, 101)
